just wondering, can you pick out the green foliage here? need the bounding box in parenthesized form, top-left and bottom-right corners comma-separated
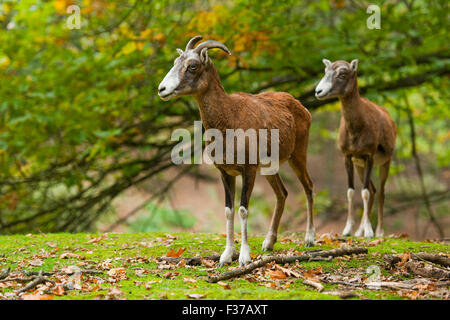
(0, 0, 448, 233)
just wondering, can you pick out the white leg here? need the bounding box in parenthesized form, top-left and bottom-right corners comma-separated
(358, 188, 374, 238)
(238, 206, 251, 266)
(304, 194, 315, 247)
(342, 188, 355, 236)
(219, 207, 236, 267)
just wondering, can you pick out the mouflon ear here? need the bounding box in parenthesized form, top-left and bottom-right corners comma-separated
(322, 59, 332, 68)
(200, 47, 209, 65)
(350, 59, 359, 72)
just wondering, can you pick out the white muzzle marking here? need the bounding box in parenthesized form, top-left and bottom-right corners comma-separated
(158, 65, 181, 100)
(315, 69, 334, 99)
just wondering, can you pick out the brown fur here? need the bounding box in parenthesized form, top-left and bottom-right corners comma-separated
(317, 59, 396, 237)
(194, 61, 315, 248)
(159, 39, 316, 256)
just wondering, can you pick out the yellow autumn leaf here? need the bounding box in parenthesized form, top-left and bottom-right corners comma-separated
(152, 33, 165, 45)
(140, 29, 152, 39)
(54, 0, 75, 14)
(136, 41, 145, 50)
(0, 56, 10, 69)
(121, 41, 136, 55)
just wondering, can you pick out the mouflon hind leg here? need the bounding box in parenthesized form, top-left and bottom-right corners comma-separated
(262, 174, 288, 251)
(376, 160, 391, 237)
(288, 157, 315, 247)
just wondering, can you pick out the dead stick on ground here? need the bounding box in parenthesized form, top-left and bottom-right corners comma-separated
(24, 269, 104, 276)
(0, 267, 10, 280)
(158, 252, 241, 265)
(303, 279, 324, 292)
(16, 270, 56, 294)
(405, 260, 450, 280)
(412, 253, 450, 268)
(207, 246, 368, 283)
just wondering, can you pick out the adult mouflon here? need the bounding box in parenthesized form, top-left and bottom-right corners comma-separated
(158, 36, 315, 266)
(315, 59, 396, 238)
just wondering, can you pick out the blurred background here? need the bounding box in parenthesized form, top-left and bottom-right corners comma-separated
(0, 0, 448, 239)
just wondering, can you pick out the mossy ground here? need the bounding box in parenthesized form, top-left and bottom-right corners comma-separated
(0, 232, 448, 300)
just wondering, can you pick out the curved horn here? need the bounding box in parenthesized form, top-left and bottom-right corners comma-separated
(194, 40, 231, 55)
(185, 36, 203, 51)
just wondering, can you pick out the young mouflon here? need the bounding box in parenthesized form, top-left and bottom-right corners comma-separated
(315, 59, 396, 238)
(158, 36, 316, 266)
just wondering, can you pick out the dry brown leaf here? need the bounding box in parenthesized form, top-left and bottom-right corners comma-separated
(276, 265, 302, 278)
(368, 238, 384, 246)
(166, 247, 186, 258)
(51, 285, 65, 296)
(59, 252, 81, 259)
(29, 258, 44, 266)
(186, 293, 207, 299)
(134, 269, 147, 277)
(183, 277, 197, 283)
(397, 252, 411, 267)
(217, 281, 231, 289)
(87, 233, 108, 244)
(201, 259, 216, 268)
(267, 269, 287, 280)
(106, 287, 124, 299)
(177, 259, 186, 268)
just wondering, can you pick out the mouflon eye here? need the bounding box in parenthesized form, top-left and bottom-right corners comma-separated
(338, 73, 347, 80)
(188, 64, 197, 72)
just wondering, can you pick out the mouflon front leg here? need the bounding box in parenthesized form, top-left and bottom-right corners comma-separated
(218, 170, 237, 267)
(343, 155, 355, 236)
(238, 166, 257, 266)
(355, 157, 375, 238)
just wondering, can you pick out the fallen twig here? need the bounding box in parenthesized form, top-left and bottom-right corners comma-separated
(158, 252, 240, 265)
(16, 270, 56, 294)
(405, 260, 450, 280)
(0, 267, 10, 280)
(412, 253, 450, 268)
(23, 269, 103, 276)
(207, 246, 368, 283)
(303, 279, 324, 292)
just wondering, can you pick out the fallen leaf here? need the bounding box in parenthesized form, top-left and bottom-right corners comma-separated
(183, 277, 197, 283)
(29, 258, 44, 266)
(135, 269, 147, 277)
(166, 247, 185, 258)
(217, 281, 231, 289)
(59, 252, 81, 259)
(51, 285, 65, 296)
(106, 287, 124, 300)
(87, 233, 108, 244)
(201, 259, 215, 268)
(267, 269, 287, 280)
(397, 252, 411, 267)
(186, 293, 206, 299)
(368, 238, 384, 246)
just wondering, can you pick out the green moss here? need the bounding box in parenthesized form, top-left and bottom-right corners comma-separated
(0, 232, 448, 300)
